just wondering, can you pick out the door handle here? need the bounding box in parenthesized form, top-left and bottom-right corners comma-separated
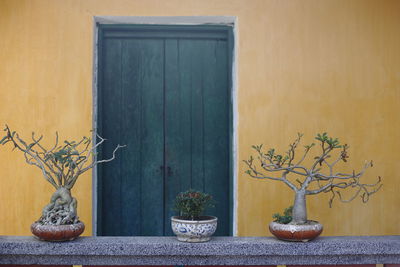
(159, 166, 173, 176)
(167, 166, 173, 177)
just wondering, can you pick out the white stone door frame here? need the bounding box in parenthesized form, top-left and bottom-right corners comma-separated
(92, 16, 239, 236)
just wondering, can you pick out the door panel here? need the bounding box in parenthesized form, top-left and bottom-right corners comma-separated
(119, 40, 143, 236)
(164, 39, 193, 234)
(131, 40, 165, 236)
(101, 38, 123, 235)
(100, 38, 165, 236)
(202, 39, 230, 236)
(166, 40, 230, 235)
(185, 40, 205, 192)
(98, 25, 232, 236)
(164, 39, 230, 236)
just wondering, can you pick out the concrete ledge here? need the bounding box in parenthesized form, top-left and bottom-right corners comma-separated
(0, 236, 399, 265)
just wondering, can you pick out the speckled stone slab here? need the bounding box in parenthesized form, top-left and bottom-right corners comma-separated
(0, 235, 399, 265)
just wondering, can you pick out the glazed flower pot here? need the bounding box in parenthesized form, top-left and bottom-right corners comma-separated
(171, 215, 217, 242)
(31, 221, 85, 241)
(269, 220, 323, 242)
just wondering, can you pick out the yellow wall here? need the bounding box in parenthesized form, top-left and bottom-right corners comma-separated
(0, 0, 399, 236)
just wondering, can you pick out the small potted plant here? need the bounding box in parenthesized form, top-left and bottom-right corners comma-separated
(171, 189, 217, 242)
(244, 133, 382, 242)
(0, 125, 124, 241)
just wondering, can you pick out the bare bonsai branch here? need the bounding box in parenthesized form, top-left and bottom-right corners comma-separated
(1, 126, 59, 189)
(244, 133, 382, 224)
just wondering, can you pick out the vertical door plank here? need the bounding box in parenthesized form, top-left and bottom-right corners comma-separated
(100, 38, 123, 235)
(175, 39, 195, 191)
(137, 39, 165, 236)
(164, 39, 191, 235)
(164, 38, 180, 234)
(187, 40, 205, 192)
(202, 39, 230, 236)
(119, 39, 144, 236)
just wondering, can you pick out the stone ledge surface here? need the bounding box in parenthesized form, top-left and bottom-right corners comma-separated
(0, 235, 399, 265)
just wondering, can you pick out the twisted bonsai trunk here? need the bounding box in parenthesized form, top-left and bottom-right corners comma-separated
(0, 126, 124, 228)
(39, 187, 79, 225)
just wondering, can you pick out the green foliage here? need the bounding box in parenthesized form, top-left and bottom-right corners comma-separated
(272, 206, 293, 224)
(174, 189, 214, 220)
(44, 138, 90, 170)
(304, 143, 315, 150)
(315, 132, 341, 149)
(245, 132, 345, 172)
(0, 125, 92, 174)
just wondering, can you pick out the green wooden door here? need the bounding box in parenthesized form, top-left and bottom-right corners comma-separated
(97, 25, 233, 236)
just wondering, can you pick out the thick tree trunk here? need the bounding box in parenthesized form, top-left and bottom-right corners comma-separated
(292, 190, 307, 224)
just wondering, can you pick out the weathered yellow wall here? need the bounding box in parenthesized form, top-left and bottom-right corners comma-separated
(0, 0, 399, 236)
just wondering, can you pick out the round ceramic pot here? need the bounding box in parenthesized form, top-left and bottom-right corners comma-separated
(31, 221, 85, 242)
(269, 220, 323, 242)
(171, 216, 217, 242)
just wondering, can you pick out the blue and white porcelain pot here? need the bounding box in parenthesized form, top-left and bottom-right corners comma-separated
(171, 215, 218, 242)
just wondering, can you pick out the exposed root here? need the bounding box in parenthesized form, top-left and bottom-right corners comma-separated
(38, 187, 79, 225)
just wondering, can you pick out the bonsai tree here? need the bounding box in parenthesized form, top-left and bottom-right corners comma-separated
(0, 125, 124, 225)
(244, 133, 382, 225)
(174, 189, 213, 220)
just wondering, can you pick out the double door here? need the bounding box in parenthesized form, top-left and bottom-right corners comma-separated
(97, 25, 233, 236)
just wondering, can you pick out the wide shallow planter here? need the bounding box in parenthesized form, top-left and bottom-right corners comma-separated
(269, 220, 323, 242)
(31, 221, 85, 242)
(171, 215, 217, 242)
